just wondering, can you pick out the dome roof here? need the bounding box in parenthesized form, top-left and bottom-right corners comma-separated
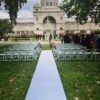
(41, 0, 58, 1)
(33, 1, 41, 8)
(40, 0, 58, 7)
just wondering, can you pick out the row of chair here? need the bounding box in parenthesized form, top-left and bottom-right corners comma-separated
(0, 50, 38, 61)
(56, 43, 83, 49)
(0, 44, 41, 61)
(53, 47, 100, 60)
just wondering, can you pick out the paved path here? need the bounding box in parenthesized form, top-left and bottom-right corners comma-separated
(25, 50, 66, 100)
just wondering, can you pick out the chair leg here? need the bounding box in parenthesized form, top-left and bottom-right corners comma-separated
(12, 55, 20, 61)
(0, 54, 5, 61)
(5, 54, 12, 61)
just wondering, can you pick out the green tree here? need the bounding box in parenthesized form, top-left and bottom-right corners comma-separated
(0, 0, 27, 24)
(60, 0, 100, 25)
(0, 19, 13, 38)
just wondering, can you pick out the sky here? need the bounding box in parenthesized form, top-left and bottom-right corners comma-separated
(0, 0, 62, 19)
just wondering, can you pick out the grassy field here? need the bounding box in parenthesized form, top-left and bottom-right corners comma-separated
(57, 60, 100, 100)
(0, 61, 37, 100)
(41, 44, 52, 50)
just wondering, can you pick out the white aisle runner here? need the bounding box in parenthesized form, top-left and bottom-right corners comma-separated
(25, 50, 67, 100)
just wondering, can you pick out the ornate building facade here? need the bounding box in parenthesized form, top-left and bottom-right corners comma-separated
(13, 0, 100, 36)
(33, 0, 65, 35)
(13, 18, 34, 36)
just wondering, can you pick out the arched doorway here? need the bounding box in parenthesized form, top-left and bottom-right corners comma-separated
(43, 16, 56, 36)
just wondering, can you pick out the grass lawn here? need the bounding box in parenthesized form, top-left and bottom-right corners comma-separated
(42, 44, 52, 50)
(57, 60, 100, 100)
(0, 61, 37, 100)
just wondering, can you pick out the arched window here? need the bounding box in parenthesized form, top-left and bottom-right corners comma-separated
(41, 3, 44, 6)
(50, 2, 52, 6)
(56, 3, 58, 6)
(60, 27, 63, 30)
(54, 2, 55, 6)
(61, 17, 62, 20)
(36, 17, 38, 21)
(46, 2, 49, 6)
(36, 28, 39, 31)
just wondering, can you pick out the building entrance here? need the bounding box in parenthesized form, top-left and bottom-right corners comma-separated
(43, 16, 56, 36)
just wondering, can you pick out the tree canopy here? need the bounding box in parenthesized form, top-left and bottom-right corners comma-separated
(60, 0, 100, 25)
(0, 0, 27, 24)
(0, 19, 13, 37)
